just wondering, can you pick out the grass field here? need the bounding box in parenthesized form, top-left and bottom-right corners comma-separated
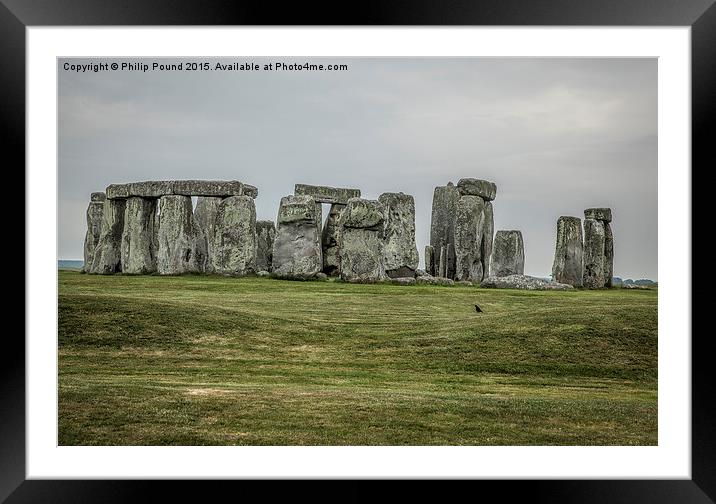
(58, 270, 657, 446)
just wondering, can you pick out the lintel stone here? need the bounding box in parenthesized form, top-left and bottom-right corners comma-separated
(294, 184, 360, 204)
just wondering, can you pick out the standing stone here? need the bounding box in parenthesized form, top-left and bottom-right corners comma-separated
(89, 198, 126, 274)
(438, 246, 447, 278)
(378, 192, 419, 278)
(424, 245, 435, 276)
(552, 216, 583, 286)
(193, 196, 223, 273)
(430, 183, 460, 279)
(338, 198, 387, 283)
(604, 222, 614, 288)
(490, 230, 525, 277)
(322, 203, 345, 276)
(121, 197, 158, 274)
(156, 195, 203, 275)
(82, 192, 105, 273)
(211, 195, 257, 276)
(582, 218, 606, 289)
(256, 220, 276, 272)
(272, 195, 323, 279)
(482, 201, 494, 278)
(454, 195, 487, 282)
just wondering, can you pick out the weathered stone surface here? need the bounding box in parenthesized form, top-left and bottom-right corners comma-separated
(294, 184, 360, 204)
(552, 216, 583, 287)
(315, 272, 328, 280)
(89, 198, 126, 274)
(457, 178, 497, 201)
(481, 274, 573, 291)
(583, 218, 606, 289)
(482, 202, 494, 278)
(454, 195, 487, 282)
(604, 222, 614, 288)
(156, 195, 204, 274)
(256, 220, 276, 272)
(456, 280, 474, 287)
(430, 183, 460, 279)
(322, 203, 345, 276)
(90, 192, 106, 202)
(438, 246, 447, 278)
(257, 270, 270, 277)
(424, 245, 435, 276)
(623, 283, 648, 289)
(341, 197, 384, 229)
(82, 198, 105, 273)
(106, 180, 257, 200)
(210, 196, 257, 275)
(391, 277, 416, 286)
(338, 198, 386, 283)
(415, 275, 454, 286)
(379, 192, 419, 278)
(272, 195, 323, 278)
(490, 230, 525, 277)
(121, 197, 158, 274)
(584, 207, 612, 223)
(193, 197, 223, 273)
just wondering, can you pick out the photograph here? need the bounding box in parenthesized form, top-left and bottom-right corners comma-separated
(57, 56, 658, 447)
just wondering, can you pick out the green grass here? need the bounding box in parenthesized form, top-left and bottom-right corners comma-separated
(58, 270, 657, 446)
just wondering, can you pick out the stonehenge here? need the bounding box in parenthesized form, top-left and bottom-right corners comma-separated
(81, 178, 616, 290)
(552, 217, 584, 286)
(84, 180, 257, 276)
(431, 178, 496, 283)
(490, 230, 524, 277)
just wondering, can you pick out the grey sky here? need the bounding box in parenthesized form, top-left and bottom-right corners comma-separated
(59, 57, 657, 279)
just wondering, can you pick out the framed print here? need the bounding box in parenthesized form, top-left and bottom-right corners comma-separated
(6, 0, 714, 501)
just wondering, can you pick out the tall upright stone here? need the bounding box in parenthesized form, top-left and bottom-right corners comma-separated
(379, 192, 419, 278)
(604, 222, 614, 288)
(322, 203, 345, 276)
(424, 245, 435, 276)
(490, 230, 525, 277)
(156, 195, 204, 275)
(211, 195, 257, 276)
(482, 201, 494, 278)
(82, 192, 105, 273)
(89, 198, 126, 274)
(454, 195, 487, 282)
(193, 196, 223, 273)
(272, 195, 323, 279)
(121, 197, 158, 274)
(430, 183, 460, 279)
(338, 198, 387, 283)
(583, 218, 606, 289)
(256, 220, 276, 272)
(552, 216, 583, 286)
(582, 208, 613, 289)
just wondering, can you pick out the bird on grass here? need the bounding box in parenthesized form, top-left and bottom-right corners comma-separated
(474, 304, 482, 313)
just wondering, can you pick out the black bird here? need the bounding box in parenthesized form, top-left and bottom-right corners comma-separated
(474, 304, 482, 313)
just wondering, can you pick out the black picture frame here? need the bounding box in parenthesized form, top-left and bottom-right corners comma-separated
(6, 0, 713, 501)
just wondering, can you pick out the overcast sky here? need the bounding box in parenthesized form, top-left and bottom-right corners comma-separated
(59, 57, 657, 279)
